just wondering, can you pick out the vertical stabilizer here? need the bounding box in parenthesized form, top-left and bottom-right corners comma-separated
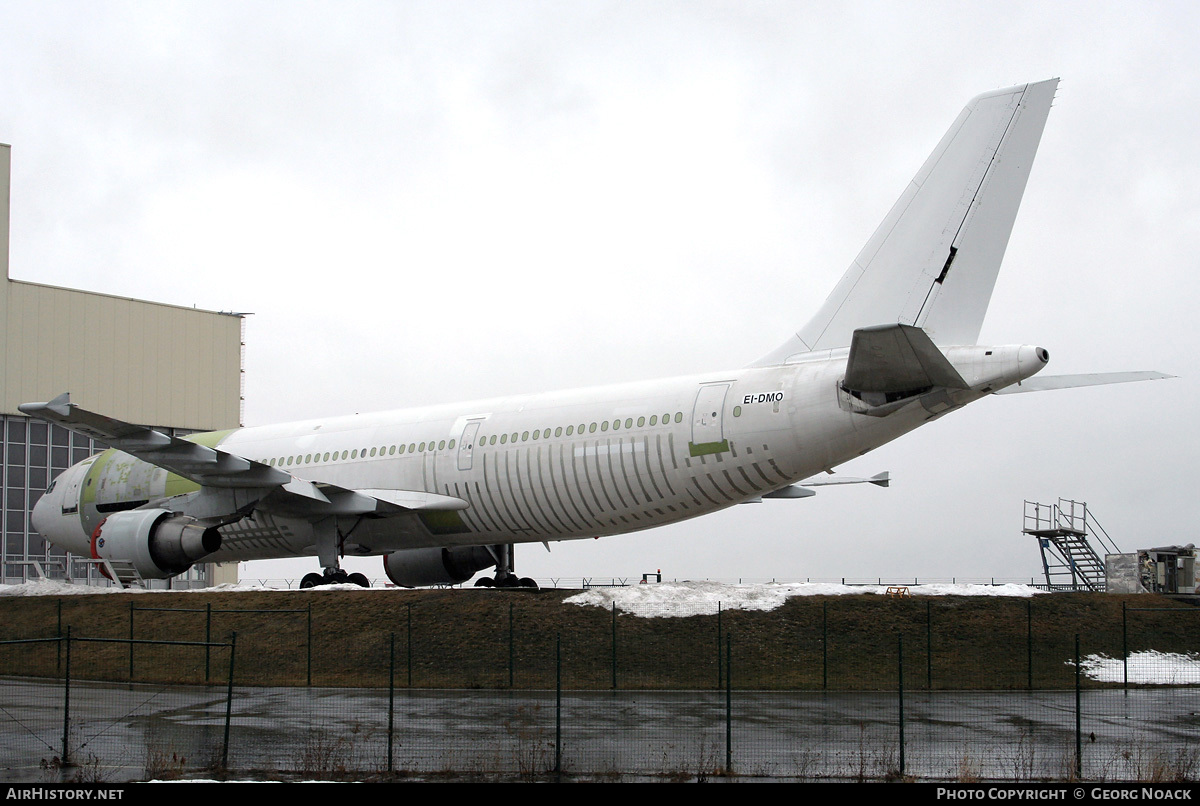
(754, 79, 1058, 365)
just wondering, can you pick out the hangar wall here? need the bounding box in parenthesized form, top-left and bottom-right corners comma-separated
(0, 144, 245, 586)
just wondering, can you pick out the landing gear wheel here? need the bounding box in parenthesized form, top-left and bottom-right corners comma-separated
(518, 577, 538, 589)
(347, 572, 370, 588)
(474, 577, 494, 587)
(300, 573, 323, 589)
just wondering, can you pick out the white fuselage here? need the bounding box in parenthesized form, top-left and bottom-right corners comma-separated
(32, 344, 1045, 565)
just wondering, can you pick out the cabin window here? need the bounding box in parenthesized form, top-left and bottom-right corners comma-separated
(733, 406, 742, 417)
(625, 418, 633, 429)
(370, 448, 377, 457)
(566, 426, 573, 436)
(637, 417, 645, 427)
(521, 431, 529, 442)
(555, 427, 562, 437)
(589, 423, 597, 433)
(419, 442, 426, 452)
(439, 440, 447, 450)
(650, 415, 658, 426)
(600, 421, 609, 432)
(675, 412, 683, 423)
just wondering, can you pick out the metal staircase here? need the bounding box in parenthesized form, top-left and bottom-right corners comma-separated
(1024, 499, 1120, 591)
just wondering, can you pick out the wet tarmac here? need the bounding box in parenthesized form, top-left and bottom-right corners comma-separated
(3, 677, 1197, 782)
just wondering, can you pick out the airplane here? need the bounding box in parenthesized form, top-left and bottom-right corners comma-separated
(22, 78, 1171, 589)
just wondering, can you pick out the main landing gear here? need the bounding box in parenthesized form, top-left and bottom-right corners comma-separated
(299, 518, 371, 588)
(300, 568, 370, 588)
(473, 543, 538, 589)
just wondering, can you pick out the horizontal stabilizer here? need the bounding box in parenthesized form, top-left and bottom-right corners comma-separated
(994, 371, 1175, 394)
(844, 325, 967, 393)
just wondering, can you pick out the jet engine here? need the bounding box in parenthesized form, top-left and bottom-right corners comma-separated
(382, 545, 497, 587)
(91, 509, 222, 579)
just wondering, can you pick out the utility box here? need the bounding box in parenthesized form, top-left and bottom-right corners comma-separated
(1106, 545, 1197, 594)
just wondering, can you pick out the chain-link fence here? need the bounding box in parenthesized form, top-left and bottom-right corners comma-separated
(1, 593, 1197, 782)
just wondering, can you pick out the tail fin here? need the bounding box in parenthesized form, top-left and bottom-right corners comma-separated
(753, 79, 1059, 366)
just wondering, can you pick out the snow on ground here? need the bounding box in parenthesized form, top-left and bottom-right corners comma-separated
(564, 579, 1043, 617)
(0, 578, 1044, 607)
(1078, 651, 1200, 685)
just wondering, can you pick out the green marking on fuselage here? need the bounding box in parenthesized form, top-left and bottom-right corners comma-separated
(81, 449, 116, 507)
(184, 429, 237, 448)
(688, 440, 730, 457)
(418, 510, 471, 535)
(165, 430, 236, 496)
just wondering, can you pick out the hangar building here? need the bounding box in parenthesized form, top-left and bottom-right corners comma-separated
(1, 143, 245, 587)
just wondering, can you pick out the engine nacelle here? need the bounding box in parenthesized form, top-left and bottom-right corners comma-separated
(91, 509, 222, 579)
(383, 545, 497, 587)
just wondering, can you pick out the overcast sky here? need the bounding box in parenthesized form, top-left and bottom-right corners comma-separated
(2, 1, 1197, 584)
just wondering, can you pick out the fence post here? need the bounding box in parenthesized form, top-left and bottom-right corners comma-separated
(1075, 633, 1082, 780)
(925, 600, 932, 690)
(62, 625, 71, 765)
(222, 631, 238, 772)
(205, 602, 212, 683)
(822, 600, 828, 691)
(388, 631, 395, 773)
(554, 633, 562, 775)
(610, 601, 617, 690)
(128, 600, 135, 684)
(898, 633, 905, 778)
(725, 633, 732, 774)
(508, 602, 514, 688)
(1122, 600, 1129, 692)
(306, 603, 312, 687)
(1027, 599, 1033, 690)
(717, 602, 723, 689)
(407, 603, 413, 688)
(56, 599, 62, 672)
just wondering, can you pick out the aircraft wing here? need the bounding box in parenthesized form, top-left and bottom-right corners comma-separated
(18, 393, 467, 517)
